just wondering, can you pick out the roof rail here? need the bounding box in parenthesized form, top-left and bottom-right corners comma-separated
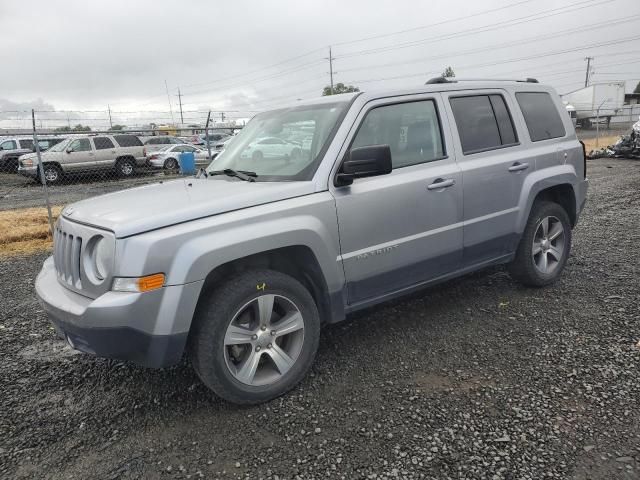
(425, 77, 539, 85)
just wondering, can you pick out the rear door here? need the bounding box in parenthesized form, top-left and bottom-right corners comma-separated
(443, 89, 533, 266)
(332, 94, 463, 306)
(92, 136, 117, 168)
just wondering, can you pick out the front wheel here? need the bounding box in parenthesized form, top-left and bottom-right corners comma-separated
(190, 269, 320, 405)
(41, 164, 62, 185)
(164, 157, 179, 171)
(508, 201, 572, 287)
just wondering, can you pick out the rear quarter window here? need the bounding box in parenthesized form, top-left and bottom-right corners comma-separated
(516, 92, 566, 142)
(113, 135, 143, 147)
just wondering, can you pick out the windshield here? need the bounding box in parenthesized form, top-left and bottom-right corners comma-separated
(46, 138, 70, 152)
(207, 101, 350, 181)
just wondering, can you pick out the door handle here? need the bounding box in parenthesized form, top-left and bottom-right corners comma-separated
(427, 178, 455, 190)
(508, 162, 529, 172)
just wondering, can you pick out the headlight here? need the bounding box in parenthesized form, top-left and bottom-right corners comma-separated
(94, 237, 114, 280)
(21, 159, 34, 167)
(84, 235, 114, 283)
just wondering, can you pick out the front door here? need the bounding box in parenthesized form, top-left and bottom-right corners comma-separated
(63, 138, 95, 171)
(332, 95, 463, 306)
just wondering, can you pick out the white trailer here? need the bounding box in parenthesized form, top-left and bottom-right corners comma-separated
(562, 82, 625, 128)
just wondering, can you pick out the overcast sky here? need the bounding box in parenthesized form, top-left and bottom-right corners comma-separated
(1, 0, 638, 128)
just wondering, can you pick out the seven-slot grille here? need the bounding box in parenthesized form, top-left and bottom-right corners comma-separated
(53, 226, 83, 288)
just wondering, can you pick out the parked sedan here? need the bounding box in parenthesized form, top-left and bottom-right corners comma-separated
(146, 144, 211, 170)
(240, 136, 301, 161)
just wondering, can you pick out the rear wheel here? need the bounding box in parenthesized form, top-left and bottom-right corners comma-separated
(190, 269, 320, 405)
(116, 158, 135, 177)
(508, 201, 572, 287)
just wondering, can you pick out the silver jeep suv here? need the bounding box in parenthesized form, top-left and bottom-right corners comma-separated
(35, 79, 589, 404)
(19, 134, 145, 183)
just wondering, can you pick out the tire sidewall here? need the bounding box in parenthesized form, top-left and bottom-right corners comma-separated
(191, 269, 320, 404)
(164, 158, 179, 171)
(117, 159, 135, 177)
(43, 165, 61, 184)
(519, 201, 572, 285)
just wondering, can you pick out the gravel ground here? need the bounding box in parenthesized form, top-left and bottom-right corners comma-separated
(1, 157, 639, 480)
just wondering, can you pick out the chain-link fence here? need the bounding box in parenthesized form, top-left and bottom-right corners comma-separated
(0, 110, 246, 257)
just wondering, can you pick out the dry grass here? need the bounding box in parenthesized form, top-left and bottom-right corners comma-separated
(582, 135, 620, 152)
(0, 206, 62, 258)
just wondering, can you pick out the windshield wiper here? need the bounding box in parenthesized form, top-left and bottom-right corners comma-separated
(209, 169, 257, 182)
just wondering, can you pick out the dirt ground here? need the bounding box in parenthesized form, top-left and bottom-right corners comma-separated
(1, 157, 639, 479)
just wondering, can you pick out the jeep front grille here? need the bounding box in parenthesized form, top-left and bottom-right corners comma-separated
(53, 227, 83, 289)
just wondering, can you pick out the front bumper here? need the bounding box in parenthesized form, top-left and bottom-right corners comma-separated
(35, 257, 203, 368)
(18, 165, 39, 178)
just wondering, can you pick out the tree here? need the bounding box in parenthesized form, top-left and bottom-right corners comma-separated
(54, 126, 72, 132)
(441, 66, 455, 78)
(322, 83, 360, 96)
(634, 81, 640, 94)
(109, 124, 126, 131)
(73, 124, 91, 132)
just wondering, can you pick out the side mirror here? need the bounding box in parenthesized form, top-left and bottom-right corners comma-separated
(66, 148, 73, 154)
(335, 145, 392, 187)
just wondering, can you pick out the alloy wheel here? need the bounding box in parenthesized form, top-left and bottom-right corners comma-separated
(532, 215, 565, 274)
(223, 294, 305, 386)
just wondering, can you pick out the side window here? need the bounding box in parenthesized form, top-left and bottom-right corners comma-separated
(146, 138, 159, 145)
(183, 146, 195, 152)
(0, 140, 17, 150)
(114, 135, 143, 147)
(352, 100, 445, 169)
(93, 137, 115, 150)
(516, 92, 566, 142)
(69, 138, 91, 152)
(19, 139, 34, 150)
(450, 95, 519, 154)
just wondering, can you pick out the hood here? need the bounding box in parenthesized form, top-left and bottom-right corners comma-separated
(62, 178, 316, 237)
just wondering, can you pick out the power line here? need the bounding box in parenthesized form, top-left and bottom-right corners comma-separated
(331, 0, 535, 47)
(335, 0, 613, 59)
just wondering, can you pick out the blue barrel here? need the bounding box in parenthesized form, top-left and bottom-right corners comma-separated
(178, 152, 196, 175)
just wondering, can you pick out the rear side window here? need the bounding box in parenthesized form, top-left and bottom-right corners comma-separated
(516, 92, 566, 142)
(449, 94, 518, 154)
(113, 135, 143, 147)
(19, 139, 34, 150)
(93, 137, 115, 150)
(352, 99, 445, 169)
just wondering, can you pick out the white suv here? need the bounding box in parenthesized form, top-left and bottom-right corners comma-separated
(18, 134, 145, 184)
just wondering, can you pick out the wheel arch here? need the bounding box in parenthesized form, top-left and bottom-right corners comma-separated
(517, 166, 580, 234)
(195, 246, 336, 327)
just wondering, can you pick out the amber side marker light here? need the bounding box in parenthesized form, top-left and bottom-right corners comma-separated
(112, 273, 166, 293)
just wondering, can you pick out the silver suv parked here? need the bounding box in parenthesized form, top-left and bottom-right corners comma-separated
(0, 136, 65, 172)
(35, 80, 588, 404)
(19, 134, 145, 183)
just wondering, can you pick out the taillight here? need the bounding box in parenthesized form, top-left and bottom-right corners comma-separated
(143, 147, 147, 157)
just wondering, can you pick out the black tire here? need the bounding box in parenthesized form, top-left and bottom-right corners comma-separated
(116, 158, 135, 177)
(164, 157, 179, 171)
(252, 150, 264, 161)
(41, 164, 62, 185)
(189, 269, 321, 405)
(508, 201, 572, 287)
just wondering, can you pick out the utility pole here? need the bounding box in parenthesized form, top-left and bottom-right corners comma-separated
(221, 111, 225, 123)
(108, 105, 113, 129)
(328, 46, 335, 94)
(165, 79, 175, 124)
(176, 88, 184, 124)
(584, 56, 593, 87)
